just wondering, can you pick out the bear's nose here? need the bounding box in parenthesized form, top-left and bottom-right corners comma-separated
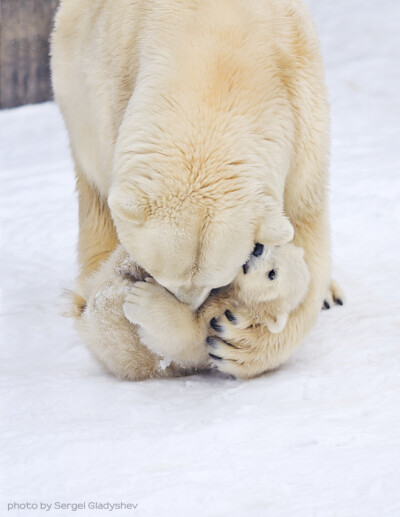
(252, 243, 264, 257)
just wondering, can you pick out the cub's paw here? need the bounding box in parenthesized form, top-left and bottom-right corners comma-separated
(322, 279, 345, 310)
(207, 309, 260, 379)
(210, 308, 252, 333)
(123, 278, 176, 330)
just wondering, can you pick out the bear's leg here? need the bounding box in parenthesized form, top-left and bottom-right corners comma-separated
(75, 165, 119, 294)
(122, 279, 210, 367)
(322, 279, 345, 310)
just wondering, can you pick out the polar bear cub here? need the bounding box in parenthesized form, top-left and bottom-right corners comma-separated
(121, 242, 310, 367)
(230, 242, 310, 333)
(73, 241, 310, 378)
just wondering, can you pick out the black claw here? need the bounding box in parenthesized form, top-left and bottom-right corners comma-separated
(206, 336, 216, 347)
(252, 243, 264, 257)
(209, 353, 222, 361)
(323, 300, 330, 310)
(210, 318, 223, 332)
(225, 310, 236, 322)
(334, 297, 343, 306)
(225, 341, 237, 348)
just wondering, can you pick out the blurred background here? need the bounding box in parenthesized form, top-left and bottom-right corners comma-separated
(0, 0, 58, 109)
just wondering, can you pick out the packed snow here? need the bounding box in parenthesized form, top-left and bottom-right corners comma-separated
(1, 0, 399, 515)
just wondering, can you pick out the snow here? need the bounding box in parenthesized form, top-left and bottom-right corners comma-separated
(1, 1, 400, 515)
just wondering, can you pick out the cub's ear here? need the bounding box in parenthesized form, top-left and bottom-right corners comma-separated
(257, 205, 294, 246)
(108, 190, 146, 225)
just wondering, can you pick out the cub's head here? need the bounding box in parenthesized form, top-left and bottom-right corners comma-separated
(233, 242, 310, 307)
(108, 181, 293, 309)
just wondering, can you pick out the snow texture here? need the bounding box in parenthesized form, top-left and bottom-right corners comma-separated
(1, 1, 399, 515)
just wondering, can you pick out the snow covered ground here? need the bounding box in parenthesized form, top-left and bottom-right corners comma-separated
(1, 1, 399, 516)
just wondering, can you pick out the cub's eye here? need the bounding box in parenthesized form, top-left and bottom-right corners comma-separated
(267, 269, 276, 280)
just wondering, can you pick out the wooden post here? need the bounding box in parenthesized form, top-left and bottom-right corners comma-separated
(0, 0, 59, 109)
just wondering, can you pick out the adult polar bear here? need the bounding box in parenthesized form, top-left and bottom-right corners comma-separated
(52, 0, 337, 379)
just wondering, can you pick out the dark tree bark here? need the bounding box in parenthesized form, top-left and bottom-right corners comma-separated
(0, 0, 59, 109)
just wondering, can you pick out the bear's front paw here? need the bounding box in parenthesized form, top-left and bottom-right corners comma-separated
(123, 278, 204, 365)
(322, 279, 345, 310)
(123, 278, 174, 329)
(206, 309, 262, 379)
(210, 308, 252, 332)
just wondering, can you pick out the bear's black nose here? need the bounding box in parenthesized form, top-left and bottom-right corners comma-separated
(252, 243, 264, 257)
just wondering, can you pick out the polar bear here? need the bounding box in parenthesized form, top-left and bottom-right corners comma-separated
(51, 0, 342, 380)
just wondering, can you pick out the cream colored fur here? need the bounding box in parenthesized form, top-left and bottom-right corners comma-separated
(52, 0, 334, 380)
(232, 243, 310, 333)
(77, 242, 309, 378)
(122, 242, 310, 373)
(75, 247, 197, 380)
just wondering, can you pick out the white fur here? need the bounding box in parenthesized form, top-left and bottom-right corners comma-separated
(52, 0, 335, 379)
(233, 243, 311, 333)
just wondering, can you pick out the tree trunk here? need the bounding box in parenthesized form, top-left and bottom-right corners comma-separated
(0, 0, 59, 109)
